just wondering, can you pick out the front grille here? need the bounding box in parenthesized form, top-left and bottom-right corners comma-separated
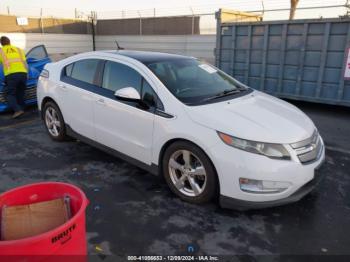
(291, 130, 323, 164)
(0, 86, 37, 103)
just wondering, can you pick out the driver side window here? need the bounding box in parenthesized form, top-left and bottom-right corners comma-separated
(141, 79, 157, 108)
(26, 45, 48, 60)
(102, 61, 142, 93)
(100, 60, 163, 112)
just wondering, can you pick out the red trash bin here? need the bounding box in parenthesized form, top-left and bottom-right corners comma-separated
(0, 182, 89, 261)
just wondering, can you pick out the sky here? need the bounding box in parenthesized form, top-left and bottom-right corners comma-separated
(0, 0, 346, 20)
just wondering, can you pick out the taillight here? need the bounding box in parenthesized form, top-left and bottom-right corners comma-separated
(40, 69, 49, 78)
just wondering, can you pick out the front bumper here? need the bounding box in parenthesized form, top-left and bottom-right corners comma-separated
(0, 85, 37, 112)
(207, 132, 325, 209)
(219, 160, 326, 210)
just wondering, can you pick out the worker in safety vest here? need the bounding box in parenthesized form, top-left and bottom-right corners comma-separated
(0, 36, 28, 118)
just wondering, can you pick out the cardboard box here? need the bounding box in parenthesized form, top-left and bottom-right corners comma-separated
(1, 198, 70, 241)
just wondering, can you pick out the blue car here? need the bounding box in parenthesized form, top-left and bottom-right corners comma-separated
(0, 45, 51, 112)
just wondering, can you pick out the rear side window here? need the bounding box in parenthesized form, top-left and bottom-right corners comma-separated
(65, 59, 100, 85)
(102, 61, 142, 93)
(65, 64, 74, 77)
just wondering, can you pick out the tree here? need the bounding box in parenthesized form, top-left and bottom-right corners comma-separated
(289, 0, 299, 20)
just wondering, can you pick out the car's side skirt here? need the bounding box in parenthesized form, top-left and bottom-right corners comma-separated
(65, 124, 159, 176)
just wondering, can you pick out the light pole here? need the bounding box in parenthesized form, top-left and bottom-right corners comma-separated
(89, 11, 98, 51)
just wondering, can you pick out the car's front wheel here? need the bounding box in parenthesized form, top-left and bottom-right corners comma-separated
(162, 141, 218, 204)
(43, 101, 67, 141)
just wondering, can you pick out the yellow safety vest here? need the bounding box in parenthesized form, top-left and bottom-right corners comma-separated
(0, 45, 28, 76)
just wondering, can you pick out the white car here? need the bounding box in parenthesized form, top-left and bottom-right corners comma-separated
(37, 50, 325, 210)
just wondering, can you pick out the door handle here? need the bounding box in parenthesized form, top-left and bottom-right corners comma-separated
(96, 98, 105, 105)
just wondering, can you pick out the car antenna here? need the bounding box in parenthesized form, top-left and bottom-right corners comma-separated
(115, 41, 124, 50)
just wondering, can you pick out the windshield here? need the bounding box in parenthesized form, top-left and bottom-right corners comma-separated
(147, 58, 248, 105)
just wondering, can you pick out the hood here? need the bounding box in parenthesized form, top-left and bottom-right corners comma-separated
(185, 91, 315, 144)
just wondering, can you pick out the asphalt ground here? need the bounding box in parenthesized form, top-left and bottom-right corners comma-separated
(0, 100, 349, 261)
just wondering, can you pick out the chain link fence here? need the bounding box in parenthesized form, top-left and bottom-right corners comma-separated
(0, 6, 89, 20)
(93, 0, 348, 34)
(0, 1, 349, 34)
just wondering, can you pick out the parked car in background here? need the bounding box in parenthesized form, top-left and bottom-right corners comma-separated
(0, 45, 51, 112)
(37, 50, 325, 210)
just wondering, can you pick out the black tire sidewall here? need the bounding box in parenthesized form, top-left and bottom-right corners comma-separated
(162, 141, 218, 204)
(43, 102, 66, 141)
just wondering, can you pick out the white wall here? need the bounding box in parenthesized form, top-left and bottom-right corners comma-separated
(0, 33, 93, 61)
(96, 35, 216, 64)
(0, 33, 216, 63)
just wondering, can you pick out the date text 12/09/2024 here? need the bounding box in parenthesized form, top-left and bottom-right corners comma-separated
(127, 256, 219, 261)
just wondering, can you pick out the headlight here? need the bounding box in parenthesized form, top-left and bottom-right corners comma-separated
(217, 131, 291, 160)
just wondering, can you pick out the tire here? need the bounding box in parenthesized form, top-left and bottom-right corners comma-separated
(43, 101, 67, 141)
(162, 141, 218, 204)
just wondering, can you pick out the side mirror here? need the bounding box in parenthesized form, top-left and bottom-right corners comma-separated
(115, 87, 141, 101)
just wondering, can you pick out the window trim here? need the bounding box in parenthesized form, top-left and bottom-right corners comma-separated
(95, 60, 105, 87)
(60, 57, 169, 117)
(65, 63, 75, 78)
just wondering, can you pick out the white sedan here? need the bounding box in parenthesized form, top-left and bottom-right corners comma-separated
(37, 50, 325, 210)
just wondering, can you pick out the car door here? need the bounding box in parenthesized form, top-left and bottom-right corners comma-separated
(26, 45, 51, 73)
(0, 45, 51, 111)
(59, 59, 102, 140)
(93, 60, 157, 165)
(26, 45, 52, 102)
(26, 45, 51, 87)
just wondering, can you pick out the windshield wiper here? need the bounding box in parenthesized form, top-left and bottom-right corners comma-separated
(201, 89, 241, 102)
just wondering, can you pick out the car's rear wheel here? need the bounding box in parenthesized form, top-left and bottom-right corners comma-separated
(162, 141, 218, 204)
(43, 102, 67, 141)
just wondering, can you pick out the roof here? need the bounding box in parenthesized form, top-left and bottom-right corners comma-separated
(102, 50, 192, 65)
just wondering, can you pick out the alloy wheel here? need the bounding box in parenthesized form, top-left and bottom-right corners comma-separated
(45, 106, 61, 137)
(168, 150, 207, 197)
